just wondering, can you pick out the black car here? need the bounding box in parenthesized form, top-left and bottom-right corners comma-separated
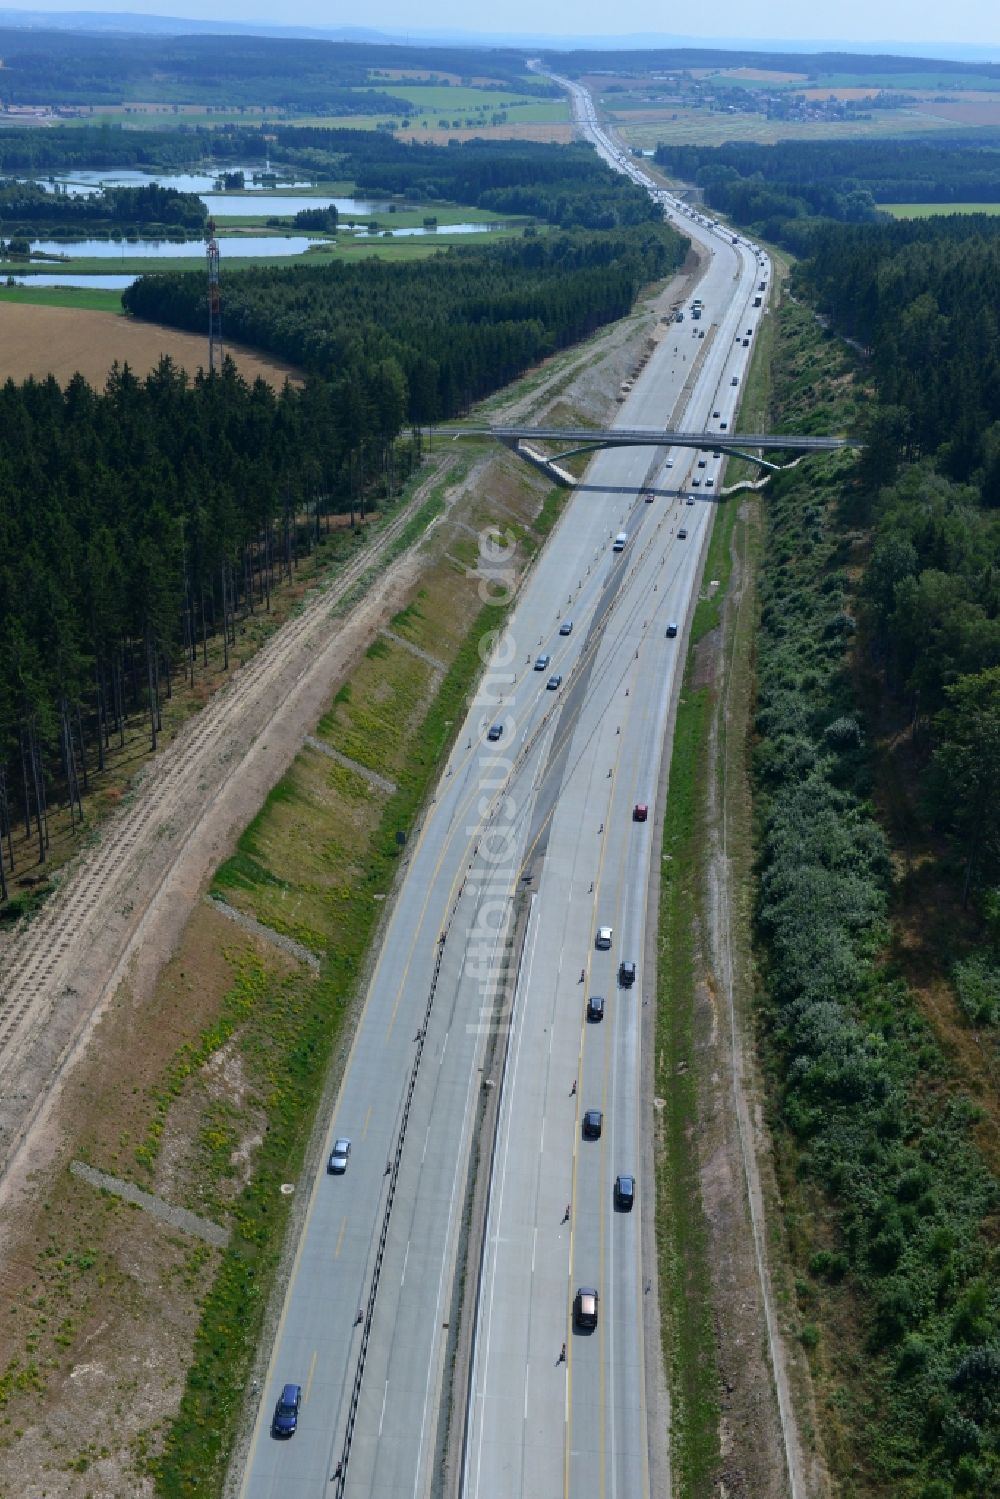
(587, 994, 605, 1022)
(574, 1286, 599, 1330)
(582, 1109, 603, 1139)
(487, 723, 503, 742)
(618, 960, 636, 988)
(272, 1383, 302, 1438)
(614, 1174, 635, 1211)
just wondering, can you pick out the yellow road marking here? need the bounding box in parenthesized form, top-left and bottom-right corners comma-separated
(334, 1216, 347, 1259)
(304, 1348, 318, 1404)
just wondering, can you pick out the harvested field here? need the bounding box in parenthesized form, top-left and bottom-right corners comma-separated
(401, 123, 574, 144)
(912, 98, 1000, 124)
(0, 301, 301, 388)
(800, 86, 883, 100)
(713, 66, 808, 83)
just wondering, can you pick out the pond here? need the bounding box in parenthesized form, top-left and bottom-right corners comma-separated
(2, 274, 137, 288)
(32, 169, 401, 219)
(201, 194, 405, 217)
(25, 221, 513, 262)
(40, 167, 317, 195)
(29, 235, 329, 260)
(375, 221, 513, 237)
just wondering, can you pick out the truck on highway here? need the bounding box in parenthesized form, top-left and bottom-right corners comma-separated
(613, 532, 628, 552)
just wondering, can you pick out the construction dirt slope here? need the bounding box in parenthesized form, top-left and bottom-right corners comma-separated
(0, 301, 301, 388)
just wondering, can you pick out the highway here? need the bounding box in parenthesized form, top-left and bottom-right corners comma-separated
(239, 77, 768, 1499)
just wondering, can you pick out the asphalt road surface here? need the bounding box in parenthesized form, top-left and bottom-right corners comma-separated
(240, 84, 768, 1499)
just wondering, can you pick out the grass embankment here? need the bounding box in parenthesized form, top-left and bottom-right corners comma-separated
(754, 298, 1000, 1494)
(655, 411, 755, 1491)
(151, 466, 560, 1497)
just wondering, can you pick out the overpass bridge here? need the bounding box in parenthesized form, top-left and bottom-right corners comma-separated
(430, 424, 859, 487)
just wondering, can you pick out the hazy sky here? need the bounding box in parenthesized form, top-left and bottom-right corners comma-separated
(10, 0, 1000, 48)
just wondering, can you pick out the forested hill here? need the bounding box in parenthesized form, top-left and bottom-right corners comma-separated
(656, 137, 1000, 233)
(0, 30, 557, 107)
(123, 226, 683, 417)
(544, 45, 1000, 81)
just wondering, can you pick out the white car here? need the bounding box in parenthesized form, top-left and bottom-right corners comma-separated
(596, 926, 613, 950)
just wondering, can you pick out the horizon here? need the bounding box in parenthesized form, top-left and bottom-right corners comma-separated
(0, 1, 998, 54)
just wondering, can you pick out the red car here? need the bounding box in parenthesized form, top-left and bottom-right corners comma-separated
(633, 804, 648, 822)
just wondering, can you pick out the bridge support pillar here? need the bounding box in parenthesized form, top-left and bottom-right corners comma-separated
(497, 435, 576, 489)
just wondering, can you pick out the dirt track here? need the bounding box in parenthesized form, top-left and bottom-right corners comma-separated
(0, 301, 300, 387)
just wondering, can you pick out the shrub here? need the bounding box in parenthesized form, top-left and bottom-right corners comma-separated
(953, 956, 1000, 1027)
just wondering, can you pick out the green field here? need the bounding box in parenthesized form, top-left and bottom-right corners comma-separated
(692, 67, 1000, 92)
(813, 69, 1000, 90)
(350, 82, 566, 115)
(883, 200, 1000, 217)
(0, 284, 125, 312)
(292, 101, 568, 130)
(69, 90, 568, 130)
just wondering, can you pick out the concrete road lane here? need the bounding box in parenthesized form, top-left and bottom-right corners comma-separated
(241, 74, 769, 1499)
(240, 443, 668, 1499)
(462, 104, 768, 1499)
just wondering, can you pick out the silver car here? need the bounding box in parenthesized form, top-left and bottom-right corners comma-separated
(327, 1138, 351, 1175)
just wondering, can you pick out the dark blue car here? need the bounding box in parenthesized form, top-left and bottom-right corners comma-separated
(272, 1383, 302, 1438)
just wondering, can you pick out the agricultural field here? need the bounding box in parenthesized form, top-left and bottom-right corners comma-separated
(884, 201, 1000, 217)
(0, 299, 300, 385)
(585, 56, 1000, 148)
(59, 86, 570, 139)
(615, 107, 961, 150)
